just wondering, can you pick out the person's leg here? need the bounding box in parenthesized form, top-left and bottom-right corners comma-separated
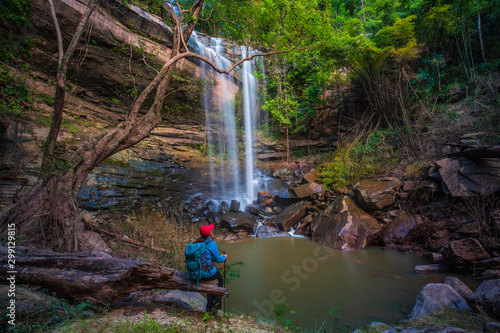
(213, 271, 224, 310)
(204, 271, 224, 312)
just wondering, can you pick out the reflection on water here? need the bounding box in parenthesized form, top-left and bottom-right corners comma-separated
(217, 237, 471, 331)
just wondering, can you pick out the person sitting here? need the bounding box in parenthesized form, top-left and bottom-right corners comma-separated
(195, 224, 227, 314)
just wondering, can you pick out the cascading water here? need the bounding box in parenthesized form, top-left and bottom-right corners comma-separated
(241, 46, 258, 203)
(192, 32, 262, 204)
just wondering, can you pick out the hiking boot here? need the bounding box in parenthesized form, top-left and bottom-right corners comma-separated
(206, 307, 218, 315)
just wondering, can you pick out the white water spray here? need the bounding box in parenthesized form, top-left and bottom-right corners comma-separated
(241, 46, 258, 202)
(192, 33, 262, 204)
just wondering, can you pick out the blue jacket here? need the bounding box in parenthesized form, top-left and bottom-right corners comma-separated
(203, 237, 226, 277)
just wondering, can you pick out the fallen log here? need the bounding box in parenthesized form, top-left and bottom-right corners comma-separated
(0, 247, 229, 305)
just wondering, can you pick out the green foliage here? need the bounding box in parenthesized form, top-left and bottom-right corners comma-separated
(0, 65, 34, 119)
(40, 93, 55, 106)
(319, 130, 395, 189)
(0, 0, 34, 61)
(224, 260, 245, 284)
(414, 53, 447, 98)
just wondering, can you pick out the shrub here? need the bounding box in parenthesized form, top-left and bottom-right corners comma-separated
(319, 130, 396, 189)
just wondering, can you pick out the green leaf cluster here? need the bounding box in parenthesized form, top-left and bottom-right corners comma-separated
(319, 130, 396, 189)
(0, 0, 34, 61)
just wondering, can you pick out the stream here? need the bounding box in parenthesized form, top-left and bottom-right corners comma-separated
(217, 237, 472, 331)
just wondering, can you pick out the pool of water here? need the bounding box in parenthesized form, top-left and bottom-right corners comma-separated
(216, 237, 471, 331)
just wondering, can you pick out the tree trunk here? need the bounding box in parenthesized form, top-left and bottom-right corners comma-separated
(0, 248, 229, 304)
(478, 12, 486, 63)
(286, 127, 290, 163)
(0, 169, 83, 250)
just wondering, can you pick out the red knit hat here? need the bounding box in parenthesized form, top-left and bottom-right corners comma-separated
(200, 224, 214, 237)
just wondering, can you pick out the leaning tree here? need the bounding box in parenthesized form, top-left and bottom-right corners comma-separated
(0, 0, 283, 251)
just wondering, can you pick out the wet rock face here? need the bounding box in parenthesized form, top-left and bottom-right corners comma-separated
(311, 195, 381, 251)
(353, 177, 403, 212)
(382, 211, 424, 245)
(255, 225, 289, 238)
(289, 182, 325, 200)
(409, 283, 471, 319)
(0, 121, 46, 211)
(271, 201, 310, 232)
(221, 211, 257, 234)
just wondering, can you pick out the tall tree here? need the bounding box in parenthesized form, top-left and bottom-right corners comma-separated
(0, 0, 281, 250)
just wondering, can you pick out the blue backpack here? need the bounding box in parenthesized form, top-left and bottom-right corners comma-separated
(185, 240, 213, 290)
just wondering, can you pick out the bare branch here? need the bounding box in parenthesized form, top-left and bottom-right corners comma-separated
(184, 48, 297, 75)
(47, 0, 64, 66)
(190, 0, 203, 13)
(61, 0, 96, 74)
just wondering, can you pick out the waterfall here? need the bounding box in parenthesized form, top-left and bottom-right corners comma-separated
(192, 33, 262, 204)
(241, 46, 258, 203)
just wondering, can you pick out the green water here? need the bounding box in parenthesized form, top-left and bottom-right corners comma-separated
(217, 237, 469, 331)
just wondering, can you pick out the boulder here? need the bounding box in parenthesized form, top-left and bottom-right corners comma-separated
(257, 191, 273, 203)
(161, 290, 207, 312)
(295, 215, 315, 236)
(229, 200, 241, 212)
(353, 177, 403, 212)
(436, 157, 500, 197)
(207, 211, 222, 225)
(407, 180, 440, 201)
(409, 283, 471, 319)
(369, 322, 391, 331)
(454, 222, 480, 237)
(383, 211, 424, 245)
(311, 195, 382, 251)
(442, 238, 490, 268)
(0, 286, 59, 320)
(295, 223, 311, 236)
(466, 278, 500, 317)
(274, 190, 302, 205)
(255, 225, 289, 238)
(271, 201, 310, 232)
(442, 276, 473, 298)
(221, 211, 257, 233)
(117, 289, 207, 312)
(289, 182, 325, 200)
(272, 167, 292, 179)
(428, 252, 444, 264)
(414, 264, 447, 273)
(237, 231, 248, 238)
(245, 204, 261, 216)
(220, 201, 230, 214)
(301, 169, 319, 184)
(211, 229, 226, 240)
(224, 233, 238, 241)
